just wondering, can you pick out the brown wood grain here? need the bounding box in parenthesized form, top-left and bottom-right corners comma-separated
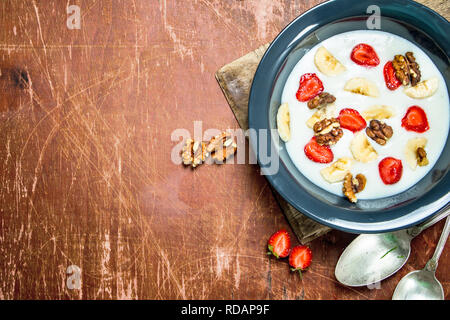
(0, 0, 448, 300)
(215, 43, 332, 244)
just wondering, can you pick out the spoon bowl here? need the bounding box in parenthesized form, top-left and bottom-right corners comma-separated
(392, 269, 444, 300)
(335, 230, 412, 287)
(335, 204, 449, 287)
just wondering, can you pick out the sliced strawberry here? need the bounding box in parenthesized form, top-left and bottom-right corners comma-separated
(350, 43, 380, 67)
(383, 61, 402, 90)
(379, 157, 403, 185)
(304, 137, 334, 163)
(296, 73, 324, 102)
(401, 106, 429, 133)
(267, 229, 291, 259)
(289, 245, 312, 271)
(339, 108, 367, 132)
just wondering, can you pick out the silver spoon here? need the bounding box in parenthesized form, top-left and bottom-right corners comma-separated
(335, 204, 450, 287)
(392, 216, 449, 300)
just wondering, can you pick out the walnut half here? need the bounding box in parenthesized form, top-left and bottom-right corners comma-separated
(181, 139, 209, 168)
(365, 120, 393, 145)
(393, 52, 421, 87)
(307, 92, 336, 110)
(343, 173, 367, 203)
(405, 52, 421, 86)
(206, 132, 237, 163)
(313, 118, 343, 146)
(211, 138, 237, 163)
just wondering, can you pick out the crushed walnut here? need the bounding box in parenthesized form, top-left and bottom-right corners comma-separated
(416, 147, 429, 167)
(313, 117, 343, 146)
(365, 120, 393, 145)
(343, 173, 367, 203)
(181, 132, 237, 168)
(393, 52, 421, 87)
(307, 92, 336, 110)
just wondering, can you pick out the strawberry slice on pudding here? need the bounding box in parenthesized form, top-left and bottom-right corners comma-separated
(383, 61, 402, 90)
(379, 157, 403, 185)
(304, 137, 334, 164)
(402, 106, 429, 133)
(351, 43, 380, 67)
(339, 108, 367, 132)
(296, 73, 324, 102)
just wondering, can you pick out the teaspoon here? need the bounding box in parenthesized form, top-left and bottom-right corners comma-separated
(392, 216, 449, 300)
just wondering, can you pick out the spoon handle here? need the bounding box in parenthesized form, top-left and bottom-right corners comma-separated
(408, 204, 450, 237)
(425, 216, 450, 272)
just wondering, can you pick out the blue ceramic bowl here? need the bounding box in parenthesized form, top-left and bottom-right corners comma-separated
(248, 0, 450, 233)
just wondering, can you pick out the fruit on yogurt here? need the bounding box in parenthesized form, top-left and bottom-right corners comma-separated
(362, 105, 395, 121)
(320, 157, 353, 183)
(339, 108, 367, 132)
(350, 43, 380, 67)
(304, 137, 334, 163)
(277, 103, 291, 142)
(379, 157, 403, 185)
(405, 137, 429, 170)
(350, 132, 378, 163)
(401, 106, 429, 133)
(314, 46, 346, 76)
(404, 77, 439, 99)
(344, 77, 380, 97)
(296, 73, 324, 102)
(267, 229, 291, 259)
(383, 61, 402, 90)
(306, 105, 337, 128)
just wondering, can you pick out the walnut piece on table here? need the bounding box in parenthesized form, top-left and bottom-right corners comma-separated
(181, 139, 209, 168)
(343, 173, 367, 203)
(181, 139, 194, 166)
(211, 138, 237, 163)
(181, 132, 237, 168)
(365, 120, 393, 145)
(206, 132, 231, 153)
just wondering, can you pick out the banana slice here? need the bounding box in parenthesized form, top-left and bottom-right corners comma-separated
(277, 103, 291, 142)
(320, 157, 353, 183)
(404, 77, 438, 99)
(350, 132, 378, 163)
(306, 104, 336, 128)
(405, 137, 428, 170)
(362, 105, 395, 121)
(344, 77, 380, 97)
(314, 46, 346, 76)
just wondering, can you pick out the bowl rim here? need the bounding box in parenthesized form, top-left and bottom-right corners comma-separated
(248, 0, 450, 233)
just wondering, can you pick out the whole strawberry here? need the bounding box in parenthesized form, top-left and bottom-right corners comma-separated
(267, 229, 291, 259)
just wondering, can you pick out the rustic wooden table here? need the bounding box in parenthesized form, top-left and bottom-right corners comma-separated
(0, 0, 448, 300)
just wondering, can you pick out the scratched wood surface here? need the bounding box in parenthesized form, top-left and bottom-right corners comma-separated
(215, 44, 332, 244)
(0, 0, 448, 300)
